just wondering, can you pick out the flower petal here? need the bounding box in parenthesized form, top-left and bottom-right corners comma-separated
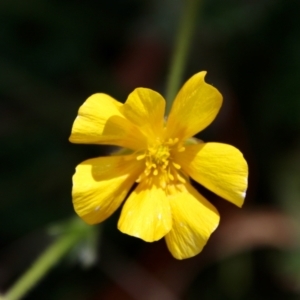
(121, 88, 166, 141)
(175, 143, 248, 207)
(165, 183, 220, 260)
(101, 115, 147, 149)
(72, 154, 144, 225)
(118, 181, 172, 242)
(166, 72, 222, 140)
(69, 93, 146, 149)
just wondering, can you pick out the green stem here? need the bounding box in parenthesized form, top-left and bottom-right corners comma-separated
(2, 219, 90, 300)
(165, 0, 201, 115)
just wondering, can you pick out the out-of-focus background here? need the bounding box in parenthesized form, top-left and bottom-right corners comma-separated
(1, 0, 300, 299)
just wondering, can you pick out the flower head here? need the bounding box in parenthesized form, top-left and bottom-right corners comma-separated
(69, 71, 248, 259)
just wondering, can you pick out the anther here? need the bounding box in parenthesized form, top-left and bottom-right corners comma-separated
(144, 169, 151, 176)
(168, 173, 174, 181)
(177, 174, 186, 183)
(172, 162, 181, 169)
(136, 154, 146, 160)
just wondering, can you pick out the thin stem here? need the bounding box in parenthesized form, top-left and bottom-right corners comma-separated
(2, 219, 90, 300)
(165, 0, 201, 115)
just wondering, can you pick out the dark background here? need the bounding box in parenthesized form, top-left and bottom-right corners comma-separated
(1, 0, 300, 299)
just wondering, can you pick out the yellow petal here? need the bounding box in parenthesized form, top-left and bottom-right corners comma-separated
(121, 88, 165, 142)
(165, 183, 220, 260)
(101, 115, 147, 149)
(175, 143, 248, 207)
(72, 154, 144, 225)
(69, 93, 146, 149)
(166, 72, 222, 141)
(118, 181, 172, 242)
(69, 93, 122, 142)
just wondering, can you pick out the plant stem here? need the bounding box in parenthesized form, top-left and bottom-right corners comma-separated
(165, 0, 201, 115)
(2, 219, 90, 300)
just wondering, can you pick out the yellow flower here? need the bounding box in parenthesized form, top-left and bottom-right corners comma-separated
(69, 71, 248, 259)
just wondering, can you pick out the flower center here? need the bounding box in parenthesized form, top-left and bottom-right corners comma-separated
(136, 138, 186, 188)
(147, 144, 170, 174)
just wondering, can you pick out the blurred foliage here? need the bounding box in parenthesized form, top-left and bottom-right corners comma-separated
(1, 0, 300, 299)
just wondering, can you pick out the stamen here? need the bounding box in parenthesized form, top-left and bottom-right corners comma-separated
(172, 162, 181, 169)
(177, 174, 186, 183)
(136, 153, 146, 160)
(168, 172, 174, 181)
(144, 168, 151, 176)
(138, 139, 186, 187)
(160, 180, 167, 189)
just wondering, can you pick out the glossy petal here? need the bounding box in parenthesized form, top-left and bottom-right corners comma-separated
(72, 154, 144, 225)
(175, 143, 248, 207)
(166, 72, 222, 141)
(101, 115, 147, 149)
(118, 181, 172, 242)
(69, 93, 146, 149)
(165, 183, 220, 260)
(121, 88, 166, 142)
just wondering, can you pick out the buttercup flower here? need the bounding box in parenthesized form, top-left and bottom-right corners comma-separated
(69, 71, 248, 259)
